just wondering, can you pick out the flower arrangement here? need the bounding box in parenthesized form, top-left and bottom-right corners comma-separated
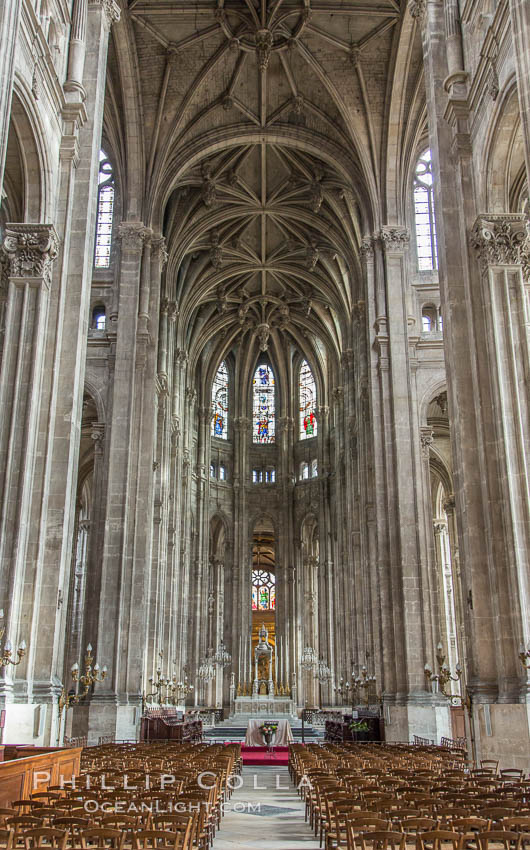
(259, 723, 278, 736)
(349, 720, 370, 732)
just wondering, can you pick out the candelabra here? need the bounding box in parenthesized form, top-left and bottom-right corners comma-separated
(352, 666, 377, 705)
(175, 672, 194, 702)
(334, 677, 351, 705)
(424, 642, 462, 697)
(0, 610, 26, 667)
(59, 644, 107, 717)
(518, 644, 530, 669)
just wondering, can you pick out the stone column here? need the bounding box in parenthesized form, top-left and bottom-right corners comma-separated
(416, 0, 530, 766)
(84, 221, 151, 742)
(469, 216, 530, 700)
(378, 225, 446, 741)
(0, 224, 58, 738)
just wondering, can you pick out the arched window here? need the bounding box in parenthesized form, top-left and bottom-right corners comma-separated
(299, 359, 317, 439)
(92, 305, 106, 330)
(94, 150, 115, 269)
(211, 361, 229, 439)
(219, 464, 226, 481)
(311, 459, 318, 478)
(252, 570, 276, 610)
(300, 461, 310, 480)
(414, 149, 438, 271)
(252, 364, 275, 444)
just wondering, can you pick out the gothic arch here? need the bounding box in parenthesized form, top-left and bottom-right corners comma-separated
(484, 80, 525, 213)
(9, 83, 50, 222)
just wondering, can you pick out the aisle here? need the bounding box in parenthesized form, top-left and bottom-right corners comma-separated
(213, 766, 317, 850)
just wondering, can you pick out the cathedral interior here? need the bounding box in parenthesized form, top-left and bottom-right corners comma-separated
(0, 0, 529, 770)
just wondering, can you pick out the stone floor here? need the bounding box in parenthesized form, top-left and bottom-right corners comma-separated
(213, 766, 318, 850)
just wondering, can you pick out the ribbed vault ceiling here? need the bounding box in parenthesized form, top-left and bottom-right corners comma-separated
(114, 0, 412, 364)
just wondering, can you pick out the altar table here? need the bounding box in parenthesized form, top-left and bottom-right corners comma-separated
(244, 718, 293, 746)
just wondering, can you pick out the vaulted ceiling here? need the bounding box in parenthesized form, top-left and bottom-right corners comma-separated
(108, 0, 424, 370)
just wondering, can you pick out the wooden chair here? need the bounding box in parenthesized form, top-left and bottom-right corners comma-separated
(22, 829, 68, 850)
(0, 830, 13, 850)
(416, 830, 464, 850)
(499, 773, 524, 785)
(476, 832, 522, 850)
(51, 817, 91, 843)
(356, 830, 407, 850)
(477, 810, 517, 827)
(399, 818, 439, 835)
(78, 829, 125, 849)
(131, 831, 190, 850)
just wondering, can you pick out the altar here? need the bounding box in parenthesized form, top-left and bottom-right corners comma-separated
(230, 623, 298, 718)
(244, 718, 293, 746)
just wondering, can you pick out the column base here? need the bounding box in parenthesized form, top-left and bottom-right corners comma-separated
(69, 701, 140, 745)
(2, 702, 61, 746)
(384, 697, 452, 744)
(472, 702, 530, 771)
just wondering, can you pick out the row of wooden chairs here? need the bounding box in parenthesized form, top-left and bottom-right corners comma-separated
(289, 743, 528, 850)
(0, 743, 242, 850)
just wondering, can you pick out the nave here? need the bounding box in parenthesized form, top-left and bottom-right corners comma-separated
(213, 766, 315, 850)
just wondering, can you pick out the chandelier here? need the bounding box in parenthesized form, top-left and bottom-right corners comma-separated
(424, 642, 462, 696)
(315, 658, 332, 683)
(198, 641, 232, 681)
(300, 645, 317, 670)
(212, 640, 232, 667)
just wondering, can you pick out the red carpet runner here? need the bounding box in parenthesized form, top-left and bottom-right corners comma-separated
(240, 745, 289, 766)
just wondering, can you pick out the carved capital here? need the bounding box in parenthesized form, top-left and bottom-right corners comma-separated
(89, 0, 120, 28)
(380, 226, 410, 253)
(420, 426, 434, 457)
(1, 224, 59, 287)
(118, 222, 151, 252)
(470, 215, 529, 280)
(443, 493, 456, 513)
(151, 236, 168, 266)
(91, 423, 105, 454)
(360, 236, 374, 261)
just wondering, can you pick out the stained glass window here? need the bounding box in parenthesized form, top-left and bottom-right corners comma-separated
(211, 361, 229, 439)
(299, 360, 317, 439)
(94, 150, 114, 269)
(252, 364, 275, 443)
(414, 149, 438, 271)
(251, 570, 276, 610)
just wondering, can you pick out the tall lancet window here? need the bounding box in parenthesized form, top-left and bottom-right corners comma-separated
(299, 359, 317, 439)
(414, 149, 438, 271)
(94, 150, 115, 268)
(253, 364, 275, 443)
(211, 360, 229, 439)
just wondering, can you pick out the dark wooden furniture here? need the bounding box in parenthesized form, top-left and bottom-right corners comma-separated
(325, 713, 384, 743)
(140, 709, 202, 743)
